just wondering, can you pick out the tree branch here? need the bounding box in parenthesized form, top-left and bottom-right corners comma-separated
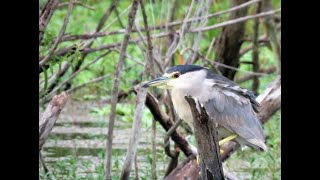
(185, 96, 224, 180)
(105, 0, 139, 179)
(39, 0, 59, 44)
(39, 92, 68, 151)
(39, 0, 74, 67)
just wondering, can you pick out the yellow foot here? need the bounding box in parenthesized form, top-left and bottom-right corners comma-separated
(220, 149, 224, 154)
(219, 134, 238, 146)
(196, 155, 200, 166)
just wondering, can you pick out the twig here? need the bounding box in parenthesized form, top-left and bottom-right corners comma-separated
(140, 0, 155, 78)
(60, 0, 262, 42)
(114, 7, 125, 28)
(57, 1, 95, 10)
(39, 152, 50, 174)
(55, 9, 280, 60)
(189, 9, 281, 33)
(46, 50, 113, 98)
(96, 0, 120, 32)
(187, 0, 212, 65)
(39, 0, 74, 66)
(188, 48, 270, 76)
(235, 66, 276, 83)
(105, 1, 139, 179)
(239, 40, 268, 56)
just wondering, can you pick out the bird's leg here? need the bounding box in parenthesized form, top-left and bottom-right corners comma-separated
(219, 134, 238, 154)
(219, 134, 238, 146)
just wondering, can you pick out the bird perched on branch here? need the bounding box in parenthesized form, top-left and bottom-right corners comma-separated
(142, 65, 267, 152)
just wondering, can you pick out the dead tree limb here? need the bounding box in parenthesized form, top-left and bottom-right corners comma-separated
(120, 85, 148, 180)
(185, 96, 224, 180)
(39, 92, 68, 151)
(39, 0, 58, 44)
(105, 0, 139, 179)
(165, 76, 281, 179)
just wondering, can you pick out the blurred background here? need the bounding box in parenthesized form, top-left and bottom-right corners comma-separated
(39, 0, 281, 179)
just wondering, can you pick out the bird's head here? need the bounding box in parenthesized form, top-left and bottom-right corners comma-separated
(142, 65, 207, 90)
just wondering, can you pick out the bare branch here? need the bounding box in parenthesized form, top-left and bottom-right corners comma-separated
(140, 0, 156, 78)
(189, 9, 281, 33)
(39, 92, 68, 151)
(39, 0, 59, 44)
(235, 66, 277, 83)
(120, 85, 148, 179)
(57, 1, 95, 10)
(105, 0, 140, 179)
(60, 0, 263, 42)
(46, 50, 113, 98)
(96, 0, 120, 32)
(39, 0, 74, 66)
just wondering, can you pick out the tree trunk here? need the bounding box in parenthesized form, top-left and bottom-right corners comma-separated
(214, 0, 249, 80)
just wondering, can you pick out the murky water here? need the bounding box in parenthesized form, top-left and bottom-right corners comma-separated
(41, 100, 172, 179)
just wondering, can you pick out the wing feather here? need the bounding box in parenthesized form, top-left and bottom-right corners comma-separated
(203, 83, 265, 148)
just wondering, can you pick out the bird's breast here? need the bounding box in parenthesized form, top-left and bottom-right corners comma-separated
(171, 89, 194, 128)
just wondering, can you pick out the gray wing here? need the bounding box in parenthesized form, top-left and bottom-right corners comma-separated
(202, 82, 266, 150)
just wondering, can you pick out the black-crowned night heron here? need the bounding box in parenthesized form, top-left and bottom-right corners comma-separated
(142, 65, 267, 152)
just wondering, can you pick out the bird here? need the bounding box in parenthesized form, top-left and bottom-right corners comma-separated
(142, 64, 267, 152)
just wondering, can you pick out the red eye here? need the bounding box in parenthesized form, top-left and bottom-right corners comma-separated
(173, 73, 180, 78)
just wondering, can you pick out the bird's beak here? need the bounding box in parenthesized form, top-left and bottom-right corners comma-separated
(142, 76, 169, 88)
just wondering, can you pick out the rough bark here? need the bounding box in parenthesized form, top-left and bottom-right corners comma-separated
(165, 76, 281, 179)
(185, 96, 224, 180)
(214, 0, 249, 80)
(39, 92, 68, 151)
